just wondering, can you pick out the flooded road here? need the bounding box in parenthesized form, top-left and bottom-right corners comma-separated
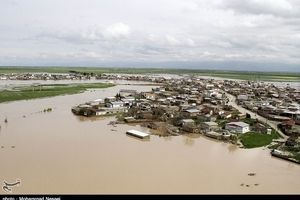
(0, 82, 300, 194)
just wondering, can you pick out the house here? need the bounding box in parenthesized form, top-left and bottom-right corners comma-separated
(106, 101, 124, 108)
(281, 119, 295, 129)
(204, 131, 222, 139)
(95, 109, 107, 116)
(136, 111, 153, 119)
(182, 124, 199, 133)
(142, 92, 156, 100)
(285, 137, 297, 147)
(206, 84, 214, 89)
(201, 122, 219, 132)
(252, 123, 268, 134)
(181, 109, 200, 118)
(237, 113, 246, 120)
(121, 97, 135, 106)
(197, 114, 212, 122)
(219, 111, 232, 119)
(237, 94, 248, 101)
(124, 116, 136, 123)
(105, 97, 116, 103)
(180, 119, 195, 127)
(225, 122, 250, 134)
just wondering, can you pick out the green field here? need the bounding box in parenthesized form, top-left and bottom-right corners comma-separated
(239, 130, 280, 148)
(0, 83, 115, 103)
(0, 66, 300, 81)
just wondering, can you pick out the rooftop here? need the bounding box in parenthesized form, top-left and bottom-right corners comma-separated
(203, 122, 218, 126)
(227, 121, 249, 128)
(181, 119, 195, 123)
(185, 109, 200, 113)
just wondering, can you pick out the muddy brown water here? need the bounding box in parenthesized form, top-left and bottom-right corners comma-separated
(0, 82, 300, 194)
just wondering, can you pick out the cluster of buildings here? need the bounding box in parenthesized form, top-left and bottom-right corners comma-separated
(226, 80, 300, 116)
(0, 72, 94, 80)
(71, 74, 300, 162)
(224, 80, 300, 134)
(71, 89, 136, 117)
(0, 72, 170, 83)
(72, 76, 298, 140)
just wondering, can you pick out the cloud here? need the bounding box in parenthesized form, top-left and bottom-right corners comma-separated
(0, 0, 300, 71)
(165, 35, 181, 46)
(165, 35, 196, 47)
(102, 23, 131, 39)
(218, 0, 300, 18)
(36, 22, 131, 44)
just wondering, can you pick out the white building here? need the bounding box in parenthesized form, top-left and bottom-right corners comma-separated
(106, 101, 124, 108)
(225, 122, 250, 134)
(121, 97, 135, 106)
(95, 109, 107, 116)
(237, 94, 248, 101)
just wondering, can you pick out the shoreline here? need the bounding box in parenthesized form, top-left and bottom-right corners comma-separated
(1, 82, 300, 194)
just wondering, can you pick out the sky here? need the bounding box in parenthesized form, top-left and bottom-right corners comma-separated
(0, 0, 300, 72)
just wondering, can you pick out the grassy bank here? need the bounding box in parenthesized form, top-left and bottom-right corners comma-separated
(1, 66, 300, 81)
(0, 83, 115, 103)
(239, 130, 280, 148)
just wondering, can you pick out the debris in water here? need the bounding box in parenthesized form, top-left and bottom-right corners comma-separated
(108, 121, 116, 126)
(248, 173, 256, 176)
(23, 115, 26, 118)
(254, 183, 259, 186)
(11, 146, 15, 148)
(4, 118, 8, 123)
(246, 184, 250, 187)
(43, 108, 52, 112)
(240, 183, 244, 186)
(1, 146, 4, 148)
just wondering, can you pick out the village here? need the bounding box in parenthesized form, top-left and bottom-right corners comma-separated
(0, 71, 161, 82)
(71, 74, 300, 164)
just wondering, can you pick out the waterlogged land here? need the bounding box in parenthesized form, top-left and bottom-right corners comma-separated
(0, 82, 300, 194)
(239, 130, 281, 149)
(0, 83, 114, 103)
(1, 66, 300, 82)
(0, 71, 299, 193)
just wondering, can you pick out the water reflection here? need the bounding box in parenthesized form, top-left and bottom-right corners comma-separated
(75, 115, 110, 122)
(126, 134, 150, 142)
(228, 144, 238, 153)
(183, 136, 195, 146)
(185, 133, 201, 139)
(162, 135, 173, 141)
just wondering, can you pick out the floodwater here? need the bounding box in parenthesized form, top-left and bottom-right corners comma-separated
(0, 79, 156, 90)
(0, 81, 300, 194)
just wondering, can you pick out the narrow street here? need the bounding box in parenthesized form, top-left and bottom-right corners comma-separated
(223, 91, 288, 139)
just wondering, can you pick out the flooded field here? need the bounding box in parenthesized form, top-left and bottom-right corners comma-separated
(0, 81, 300, 194)
(0, 79, 157, 90)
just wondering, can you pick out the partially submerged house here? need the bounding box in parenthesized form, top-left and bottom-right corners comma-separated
(201, 121, 219, 132)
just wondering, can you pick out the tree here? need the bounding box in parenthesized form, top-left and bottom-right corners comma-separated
(246, 113, 251, 119)
(230, 134, 238, 144)
(115, 93, 121, 100)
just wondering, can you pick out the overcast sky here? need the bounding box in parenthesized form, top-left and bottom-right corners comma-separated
(1, 0, 300, 71)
